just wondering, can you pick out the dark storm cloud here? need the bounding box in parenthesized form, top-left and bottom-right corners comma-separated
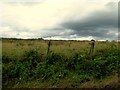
(60, 2, 118, 40)
(1, 1, 118, 40)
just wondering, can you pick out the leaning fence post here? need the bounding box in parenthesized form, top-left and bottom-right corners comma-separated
(47, 41, 51, 55)
(89, 39, 95, 59)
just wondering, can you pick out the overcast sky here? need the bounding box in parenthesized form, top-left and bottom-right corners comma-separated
(0, 0, 118, 40)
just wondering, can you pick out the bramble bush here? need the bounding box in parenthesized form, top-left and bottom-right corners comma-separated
(2, 48, 119, 88)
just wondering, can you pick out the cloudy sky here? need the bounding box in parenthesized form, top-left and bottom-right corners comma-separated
(0, 0, 118, 40)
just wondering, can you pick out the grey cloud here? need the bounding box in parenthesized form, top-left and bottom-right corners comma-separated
(42, 27, 65, 31)
(1, 22, 30, 32)
(60, 2, 118, 40)
(1, 2, 118, 40)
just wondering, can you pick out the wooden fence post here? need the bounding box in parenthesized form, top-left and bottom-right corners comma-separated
(47, 41, 51, 55)
(89, 39, 95, 59)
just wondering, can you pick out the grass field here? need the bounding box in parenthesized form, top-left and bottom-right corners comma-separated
(2, 38, 120, 88)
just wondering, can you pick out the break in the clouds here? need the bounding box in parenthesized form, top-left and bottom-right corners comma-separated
(0, 1, 118, 40)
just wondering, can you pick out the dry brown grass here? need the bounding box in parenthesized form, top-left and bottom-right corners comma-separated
(79, 74, 118, 88)
(2, 39, 118, 59)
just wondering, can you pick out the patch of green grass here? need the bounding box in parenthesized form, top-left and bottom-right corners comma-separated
(2, 38, 119, 88)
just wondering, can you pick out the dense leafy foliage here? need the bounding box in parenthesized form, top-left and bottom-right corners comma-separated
(2, 39, 119, 88)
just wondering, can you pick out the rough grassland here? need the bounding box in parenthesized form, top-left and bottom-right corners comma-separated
(2, 38, 120, 88)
